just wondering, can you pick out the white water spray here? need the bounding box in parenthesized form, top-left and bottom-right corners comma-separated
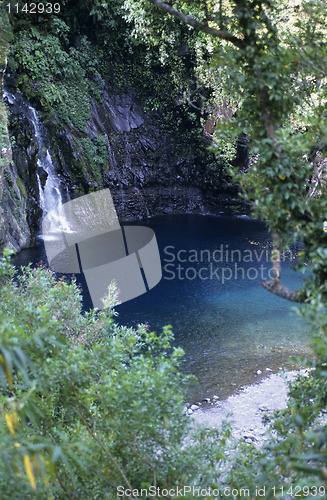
(28, 105, 72, 237)
(4, 88, 71, 238)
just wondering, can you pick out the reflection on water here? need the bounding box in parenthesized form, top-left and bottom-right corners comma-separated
(12, 214, 310, 401)
(116, 215, 310, 401)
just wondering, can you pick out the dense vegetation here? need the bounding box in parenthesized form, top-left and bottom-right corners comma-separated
(0, 249, 325, 498)
(0, 0, 327, 497)
(0, 253, 224, 497)
(6, 0, 197, 124)
(144, 0, 327, 492)
(4, 0, 219, 190)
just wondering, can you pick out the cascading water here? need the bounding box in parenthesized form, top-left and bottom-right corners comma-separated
(4, 88, 71, 239)
(28, 106, 71, 237)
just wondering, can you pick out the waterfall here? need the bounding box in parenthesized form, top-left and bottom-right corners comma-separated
(28, 106, 70, 231)
(4, 88, 71, 238)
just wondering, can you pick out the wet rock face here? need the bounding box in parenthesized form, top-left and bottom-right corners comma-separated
(0, 158, 33, 252)
(2, 82, 245, 250)
(87, 92, 144, 135)
(0, 87, 37, 251)
(1, 91, 43, 250)
(48, 87, 244, 222)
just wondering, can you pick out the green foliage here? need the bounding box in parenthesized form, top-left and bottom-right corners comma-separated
(4, 0, 327, 492)
(0, 11, 12, 219)
(0, 102, 10, 174)
(55, 82, 91, 132)
(7, 13, 101, 132)
(15, 177, 26, 200)
(80, 135, 109, 187)
(6, 0, 214, 169)
(137, 0, 327, 492)
(0, 8, 13, 61)
(210, 137, 237, 172)
(0, 256, 229, 497)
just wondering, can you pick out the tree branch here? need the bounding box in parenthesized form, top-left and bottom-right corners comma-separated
(149, 0, 245, 49)
(261, 278, 302, 302)
(149, 0, 307, 304)
(55, 471, 74, 500)
(72, 385, 135, 496)
(261, 232, 303, 302)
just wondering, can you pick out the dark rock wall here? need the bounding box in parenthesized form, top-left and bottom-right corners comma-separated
(48, 87, 243, 220)
(0, 56, 33, 251)
(0, 138, 33, 251)
(1, 81, 245, 252)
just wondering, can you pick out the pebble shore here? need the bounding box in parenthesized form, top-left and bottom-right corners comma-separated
(188, 370, 307, 446)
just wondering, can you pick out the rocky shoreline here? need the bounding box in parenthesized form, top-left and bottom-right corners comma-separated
(187, 370, 307, 447)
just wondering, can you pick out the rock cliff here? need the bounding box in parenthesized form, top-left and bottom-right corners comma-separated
(0, 78, 243, 252)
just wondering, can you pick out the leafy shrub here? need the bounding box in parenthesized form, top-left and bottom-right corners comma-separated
(0, 254, 227, 497)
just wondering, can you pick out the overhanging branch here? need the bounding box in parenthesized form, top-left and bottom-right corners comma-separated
(149, 0, 245, 49)
(261, 278, 302, 302)
(150, 0, 306, 304)
(261, 232, 304, 302)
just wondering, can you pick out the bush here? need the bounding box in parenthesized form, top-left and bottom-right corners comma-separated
(0, 254, 227, 498)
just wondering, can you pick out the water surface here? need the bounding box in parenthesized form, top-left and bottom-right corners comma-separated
(13, 214, 310, 402)
(117, 215, 310, 401)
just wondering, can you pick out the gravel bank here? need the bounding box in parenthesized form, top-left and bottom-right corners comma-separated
(190, 370, 305, 446)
